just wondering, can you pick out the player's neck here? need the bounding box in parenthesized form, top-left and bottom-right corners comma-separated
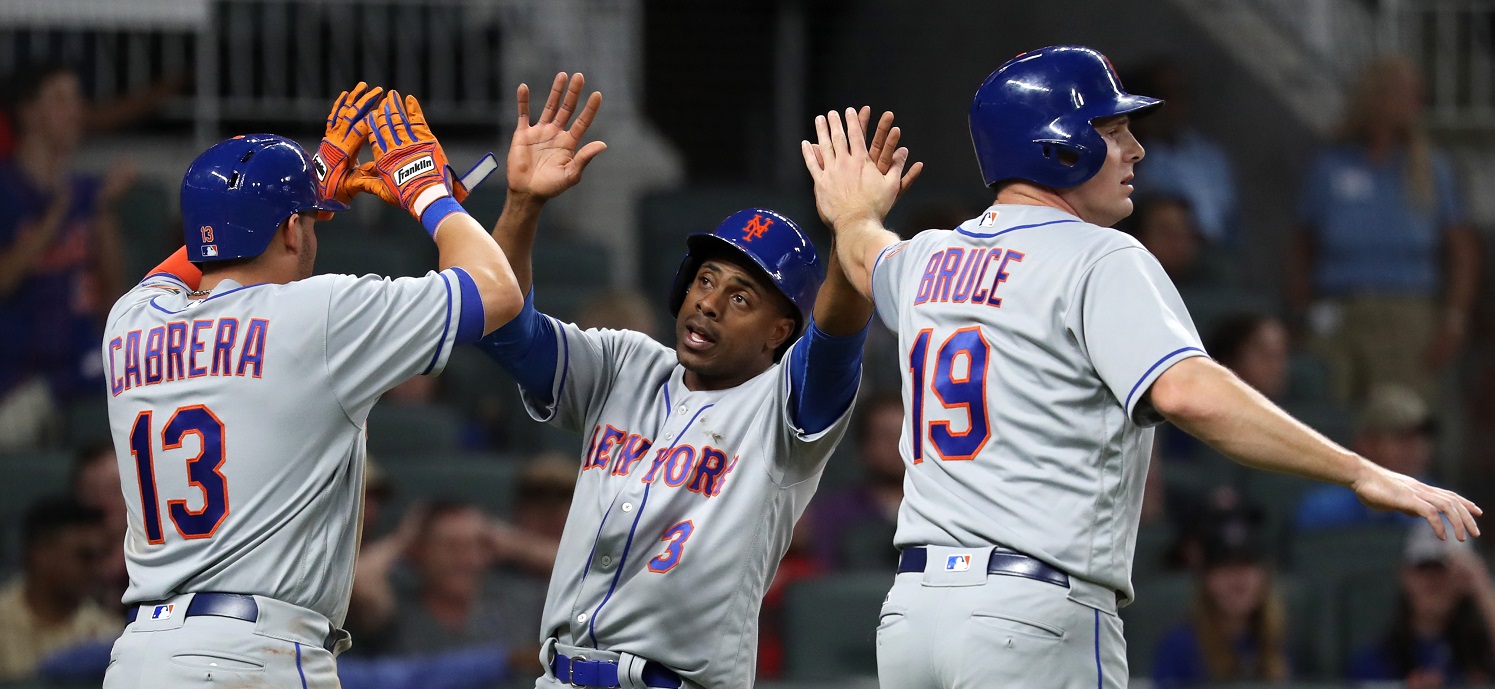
(682, 365, 767, 392)
(994, 184, 1081, 220)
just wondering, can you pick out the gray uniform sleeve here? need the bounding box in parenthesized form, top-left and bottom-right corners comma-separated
(1066, 247, 1207, 426)
(520, 322, 670, 434)
(871, 239, 915, 330)
(325, 268, 484, 419)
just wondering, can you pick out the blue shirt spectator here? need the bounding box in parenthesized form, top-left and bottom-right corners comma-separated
(1298, 146, 1462, 296)
(1134, 130, 1238, 244)
(1154, 623, 1265, 689)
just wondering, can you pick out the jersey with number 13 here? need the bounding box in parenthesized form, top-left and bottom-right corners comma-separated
(101, 267, 483, 626)
(871, 204, 1206, 605)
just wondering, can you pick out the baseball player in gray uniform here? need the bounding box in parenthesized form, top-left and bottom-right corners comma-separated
(474, 73, 913, 689)
(801, 46, 1482, 689)
(102, 86, 525, 688)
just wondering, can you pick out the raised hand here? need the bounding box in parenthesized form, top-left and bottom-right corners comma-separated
(1352, 461, 1482, 541)
(802, 108, 915, 232)
(507, 72, 607, 201)
(359, 90, 455, 223)
(316, 81, 383, 206)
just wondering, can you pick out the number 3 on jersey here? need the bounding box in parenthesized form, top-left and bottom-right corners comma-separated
(908, 326, 992, 463)
(129, 405, 230, 543)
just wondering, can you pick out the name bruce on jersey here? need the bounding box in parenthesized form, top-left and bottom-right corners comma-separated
(913, 246, 1026, 308)
(107, 317, 270, 397)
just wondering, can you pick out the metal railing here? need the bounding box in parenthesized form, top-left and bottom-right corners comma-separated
(1383, 0, 1495, 129)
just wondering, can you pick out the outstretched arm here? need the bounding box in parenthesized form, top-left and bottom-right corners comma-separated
(802, 108, 921, 302)
(475, 72, 606, 404)
(1148, 356, 1482, 541)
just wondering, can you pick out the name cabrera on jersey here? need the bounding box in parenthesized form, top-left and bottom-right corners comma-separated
(871, 205, 1206, 604)
(101, 267, 484, 625)
(521, 320, 852, 689)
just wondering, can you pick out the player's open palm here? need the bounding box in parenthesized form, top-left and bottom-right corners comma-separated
(803, 108, 916, 231)
(507, 72, 607, 200)
(1352, 462, 1483, 540)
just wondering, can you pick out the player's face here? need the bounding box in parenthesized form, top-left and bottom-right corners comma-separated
(675, 257, 795, 390)
(1058, 115, 1144, 227)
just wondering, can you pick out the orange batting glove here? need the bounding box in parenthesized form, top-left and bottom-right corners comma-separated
(362, 91, 462, 226)
(314, 82, 383, 212)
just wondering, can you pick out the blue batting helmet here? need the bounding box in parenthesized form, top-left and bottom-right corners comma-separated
(969, 45, 1162, 189)
(667, 208, 823, 338)
(181, 134, 347, 262)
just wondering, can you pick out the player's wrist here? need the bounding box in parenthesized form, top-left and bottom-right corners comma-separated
(420, 195, 467, 237)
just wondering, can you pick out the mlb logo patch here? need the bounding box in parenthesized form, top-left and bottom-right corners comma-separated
(979, 211, 1000, 227)
(945, 554, 972, 572)
(151, 604, 175, 620)
(203, 245, 219, 257)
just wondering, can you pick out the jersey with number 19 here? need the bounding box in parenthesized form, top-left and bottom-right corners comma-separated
(871, 204, 1206, 604)
(101, 268, 483, 626)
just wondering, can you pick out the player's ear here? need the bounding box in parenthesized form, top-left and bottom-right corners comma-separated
(281, 213, 304, 254)
(765, 314, 795, 353)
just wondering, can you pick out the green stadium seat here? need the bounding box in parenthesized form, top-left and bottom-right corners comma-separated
(315, 240, 416, 279)
(0, 451, 75, 570)
(1176, 286, 1275, 343)
(64, 398, 113, 448)
(379, 453, 523, 519)
(1288, 524, 1406, 577)
(783, 572, 893, 680)
(1285, 352, 1334, 404)
(1334, 569, 1402, 673)
(1242, 470, 1319, 563)
(835, 522, 899, 572)
(533, 241, 613, 288)
(117, 181, 174, 282)
(1120, 572, 1193, 678)
(1280, 401, 1354, 446)
(1132, 523, 1175, 579)
(366, 403, 467, 456)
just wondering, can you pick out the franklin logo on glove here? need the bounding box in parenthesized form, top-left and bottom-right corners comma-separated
(395, 155, 435, 186)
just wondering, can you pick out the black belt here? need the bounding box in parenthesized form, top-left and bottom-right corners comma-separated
(550, 652, 683, 688)
(126, 593, 340, 653)
(898, 546, 1070, 588)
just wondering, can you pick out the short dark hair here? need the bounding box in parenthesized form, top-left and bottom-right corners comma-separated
(4, 62, 78, 114)
(1207, 313, 1279, 368)
(22, 495, 104, 555)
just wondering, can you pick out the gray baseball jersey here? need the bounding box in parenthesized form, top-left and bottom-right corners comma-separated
(522, 322, 852, 689)
(101, 267, 483, 626)
(871, 204, 1205, 604)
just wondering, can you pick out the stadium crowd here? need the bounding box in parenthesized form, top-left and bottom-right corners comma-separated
(0, 51, 1492, 689)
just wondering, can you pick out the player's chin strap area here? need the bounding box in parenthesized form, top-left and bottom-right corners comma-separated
(544, 639, 685, 689)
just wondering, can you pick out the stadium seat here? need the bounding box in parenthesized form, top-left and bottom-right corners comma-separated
(835, 522, 899, 572)
(378, 453, 523, 520)
(1334, 569, 1402, 673)
(783, 572, 893, 680)
(1132, 523, 1175, 579)
(117, 181, 173, 282)
(315, 239, 416, 279)
(366, 403, 468, 456)
(533, 241, 613, 289)
(1120, 572, 1193, 678)
(0, 451, 75, 570)
(1285, 352, 1334, 404)
(1241, 470, 1320, 563)
(1288, 524, 1406, 577)
(64, 398, 112, 448)
(1280, 400, 1354, 446)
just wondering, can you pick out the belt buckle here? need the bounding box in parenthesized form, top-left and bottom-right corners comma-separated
(569, 654, 587, 687)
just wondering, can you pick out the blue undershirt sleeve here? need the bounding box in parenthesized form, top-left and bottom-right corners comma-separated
(473, 289, 560, 405)
(787, 318, 870, 435)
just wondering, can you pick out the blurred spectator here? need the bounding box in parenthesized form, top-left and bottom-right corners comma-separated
(0, 496, 121, 679)
(1296, 384, 1432, 531)
(807, 392, 904, 570)
(577, 289, 661, 340)
(0, 66, 185, 159)
(1209, 314, 1291, 401)
(1288, 56, 1481, 405)
(70, 443, 128, 609)
(387, 500, 552, 655)
(1127, 59, 1239, 244)
(0, 62, 133, 449)
(1154, 508, 1290, 687)
(385, 374, 440, 406)
(758, 514, 823, 680)
(1349, 520, 1495, 685)
(1119, 194, 1240, 290)
(346, 459, 402, 655)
